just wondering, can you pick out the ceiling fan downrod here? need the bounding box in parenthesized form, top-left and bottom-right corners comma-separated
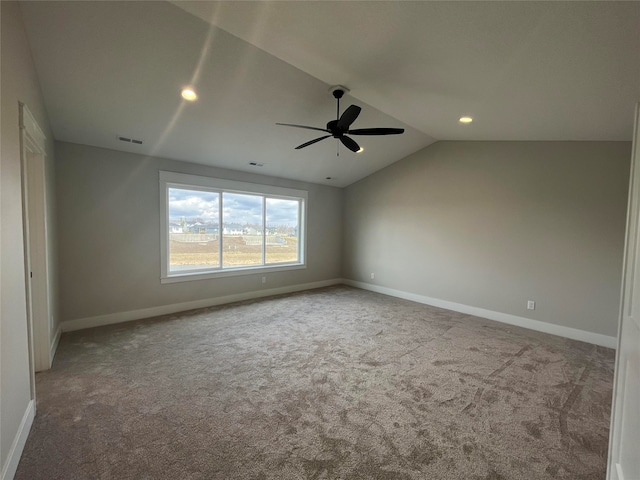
(330, 86, 347, 122)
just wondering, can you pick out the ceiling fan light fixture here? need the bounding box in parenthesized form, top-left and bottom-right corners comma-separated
(356, 147, 364, 153)
(181, 87, 197, 101)
(459, 116, 473, 124)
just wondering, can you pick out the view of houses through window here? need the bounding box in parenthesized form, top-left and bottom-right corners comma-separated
(167, 187, 301, 273)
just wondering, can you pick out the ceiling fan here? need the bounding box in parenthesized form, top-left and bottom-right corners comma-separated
(277, 86, 404, 153)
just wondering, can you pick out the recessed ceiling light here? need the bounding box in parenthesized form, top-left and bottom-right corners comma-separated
(356, 147, 364, 153)
(459, 116, 473, 124)
(181, 88, 197, 101)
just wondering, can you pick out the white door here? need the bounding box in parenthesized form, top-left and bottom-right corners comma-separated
(20, 103, 52, 373)
(607, 103, 640, 480)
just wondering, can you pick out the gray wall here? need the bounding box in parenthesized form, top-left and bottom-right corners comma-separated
(1, 1, 58, 473)
(55, 141, 343, 322)
(343, 141, 630, 338)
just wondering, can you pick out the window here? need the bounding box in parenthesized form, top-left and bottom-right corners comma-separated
(160, 171, 306, 283)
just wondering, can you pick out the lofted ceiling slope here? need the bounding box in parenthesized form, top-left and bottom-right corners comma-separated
(19, 1, 640, 187)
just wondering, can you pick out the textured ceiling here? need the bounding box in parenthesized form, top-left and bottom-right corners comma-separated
(19, 1, 640, 187)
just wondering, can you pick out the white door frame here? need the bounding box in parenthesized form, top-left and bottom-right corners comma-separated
(19, 102, 52, 374)
(607, 103, 640, 480)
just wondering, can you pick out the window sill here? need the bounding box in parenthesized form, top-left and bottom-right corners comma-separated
(161, 263, 306, 284)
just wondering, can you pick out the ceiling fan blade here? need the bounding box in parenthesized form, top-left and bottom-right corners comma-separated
(337, 105, 361, 130)
(340, 136, 361, 153)
(295, 135, 332, 150)
(276, 123, 330, 133)
(348, 128, 405, 136)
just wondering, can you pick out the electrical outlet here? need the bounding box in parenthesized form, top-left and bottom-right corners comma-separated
(261, 276, 266, 284)
(527, 300, 535, 310)
(371, 273, 375, 280)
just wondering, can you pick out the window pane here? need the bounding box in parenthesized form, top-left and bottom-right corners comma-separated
(168, 188, 219, 272)
(222, 192, 263, 268)
(265, 198, 299, 264)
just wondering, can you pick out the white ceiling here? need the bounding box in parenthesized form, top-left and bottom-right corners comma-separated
(19, 1, 640, 187)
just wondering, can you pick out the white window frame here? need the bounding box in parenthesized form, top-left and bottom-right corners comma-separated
(160, 171, 307, 283)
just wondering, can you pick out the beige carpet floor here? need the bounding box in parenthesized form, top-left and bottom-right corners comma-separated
(16, 286, 614, 479)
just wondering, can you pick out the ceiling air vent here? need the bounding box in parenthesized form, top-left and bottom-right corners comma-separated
(116, 134, 143, 145)
(249, 162, 265, 167)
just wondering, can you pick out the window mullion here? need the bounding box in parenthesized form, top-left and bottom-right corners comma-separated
(298, 200, 301, 262)
(262, 196, 266, 265)
(165, 185, 170, 276)
(218, 191, 223, 269)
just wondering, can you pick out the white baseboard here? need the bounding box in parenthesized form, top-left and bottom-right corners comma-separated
(344, 280, 617, 349)
(1, 399, 35, 480)
(49, 324, 62, 363)
(61, 278, 343, 332)
(60, 278, 617, 348)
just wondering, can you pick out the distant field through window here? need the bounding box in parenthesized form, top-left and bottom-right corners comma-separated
(160, 172, 306, 283)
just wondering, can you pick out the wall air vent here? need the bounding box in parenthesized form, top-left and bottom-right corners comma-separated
(117, 134, 143, 145)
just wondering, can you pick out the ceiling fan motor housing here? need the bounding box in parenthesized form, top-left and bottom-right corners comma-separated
(327, 120, 343, 137)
